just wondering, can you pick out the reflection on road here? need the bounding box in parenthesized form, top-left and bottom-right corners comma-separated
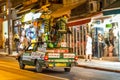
(0, 56, 68, 80)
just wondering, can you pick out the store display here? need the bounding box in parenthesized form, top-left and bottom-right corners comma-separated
(13, 6, 70, 49)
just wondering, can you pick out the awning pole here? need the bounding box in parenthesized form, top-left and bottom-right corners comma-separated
(118, 30, 120, 61)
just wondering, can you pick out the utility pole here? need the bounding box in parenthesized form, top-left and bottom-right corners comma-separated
(7, 0, 12, 54)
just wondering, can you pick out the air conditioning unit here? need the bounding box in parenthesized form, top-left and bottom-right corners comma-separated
(89, 1, 98, 13)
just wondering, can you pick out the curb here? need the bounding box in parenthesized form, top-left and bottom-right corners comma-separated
(0, 54, 9, 56)
(9, 55, 18, 57)
(77, 64, 120, 73)
(0, 53, 17, 58)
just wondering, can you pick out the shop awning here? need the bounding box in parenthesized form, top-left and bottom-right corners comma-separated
(67, 18, 91, 27)
(51, 0, 86, 18)
(93, 16, 111, 20)
(103, 0, 120, 15)
(103, 7, 120, 15)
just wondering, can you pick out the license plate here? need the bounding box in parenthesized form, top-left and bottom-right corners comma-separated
(55, 63, 66, 67)
(55, 59, 68, 62)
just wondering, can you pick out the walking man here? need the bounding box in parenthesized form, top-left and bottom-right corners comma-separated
(85, 33, 92, 61)
(98, 33, 104, 60)
(4, 33, 8, 52)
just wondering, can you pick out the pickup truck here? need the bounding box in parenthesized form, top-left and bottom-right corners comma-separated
(17, 42, 78, 73)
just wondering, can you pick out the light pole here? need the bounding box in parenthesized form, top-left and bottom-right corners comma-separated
(7, 0, 12, 54)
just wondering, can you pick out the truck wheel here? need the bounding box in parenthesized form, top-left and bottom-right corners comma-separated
(35, 60, 43, 73)
(64, 68, 71, 72)
(19, 58, 25, 69)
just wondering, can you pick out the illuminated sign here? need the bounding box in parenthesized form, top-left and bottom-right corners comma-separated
(33, 13, 42, 19)
(23, 12, 41, 22)
(24, 12, 34, 22)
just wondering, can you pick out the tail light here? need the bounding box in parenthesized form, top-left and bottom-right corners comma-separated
(74, 56, 78, 61)
(44, 56, 48, 60)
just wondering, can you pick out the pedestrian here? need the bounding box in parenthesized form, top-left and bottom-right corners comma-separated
(108, 43, 114, 57)
(109, 29, 114, 46)
(14, 34, 20, 53)
(98, 33, 104, 60)
(4, 33, 8, 52)
(85, 33, 92, 61)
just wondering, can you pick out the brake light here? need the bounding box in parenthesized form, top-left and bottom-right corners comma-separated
(74, 56, 78, 61)
(44, 56, 48, 60)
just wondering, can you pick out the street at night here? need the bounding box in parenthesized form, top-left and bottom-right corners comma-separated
(0, 56, 120, 80)
(0, 0, 120, 80)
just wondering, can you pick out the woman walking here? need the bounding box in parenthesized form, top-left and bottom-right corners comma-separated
(85, 33, 92, 61)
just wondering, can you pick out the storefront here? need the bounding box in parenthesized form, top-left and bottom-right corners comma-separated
(89, 12, 120, 59)
(67, 18, 91, 56)
(13, 6, 73, 51)
(67, 13, 107, 57)
(90, 15, 113, 58)
(102, 0, 120, 61)
(12, 11, 41, 50)
(103, 7, 120, 60)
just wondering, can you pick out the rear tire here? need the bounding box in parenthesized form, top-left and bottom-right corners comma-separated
(19, 58, 25, 69)
(35, 60, 43, 73)
(64, 68, 71, 72)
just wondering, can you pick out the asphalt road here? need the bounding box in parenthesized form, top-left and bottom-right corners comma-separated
(0, 56, 68, 80)
(0, 56, 120, 80)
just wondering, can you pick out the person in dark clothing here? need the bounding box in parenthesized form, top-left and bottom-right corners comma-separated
(98, 33, 104, 60)
(4, 33, 8, 52)
(14, 34, 20, 53)
(109, 29, 114, 46)
(4, 38, 9, 52)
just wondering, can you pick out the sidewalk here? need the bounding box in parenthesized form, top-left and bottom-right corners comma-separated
(0, 51, 120, 73)
(0, 51, 18, 57)
(77, 59, 120, 73)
